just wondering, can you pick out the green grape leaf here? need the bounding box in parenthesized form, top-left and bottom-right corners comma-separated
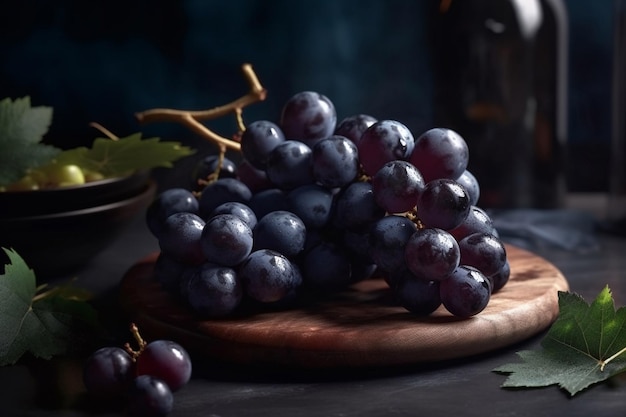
(494, 286, 626, 396)
(54, 132, 195, 178)
(0, 248, 99, 366)
(0, 97, 60, 186)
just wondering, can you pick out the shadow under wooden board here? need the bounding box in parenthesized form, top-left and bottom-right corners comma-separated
(119, 244, 569, 368)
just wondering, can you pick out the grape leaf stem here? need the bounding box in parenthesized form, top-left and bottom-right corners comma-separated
(134, 63, 267, 152)
(600, 346, 626, 371)
(89, 122, 119, 141)
(31, 283, 54, 303)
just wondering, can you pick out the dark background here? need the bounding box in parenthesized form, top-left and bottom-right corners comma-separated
(0, 0, 615, 193)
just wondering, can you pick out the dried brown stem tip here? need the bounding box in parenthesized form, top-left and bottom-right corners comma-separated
(124, 322, 147, 360)
(134, 63, 267, 152)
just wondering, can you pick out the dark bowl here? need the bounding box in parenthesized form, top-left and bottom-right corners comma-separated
(0, 180, 156, 278)
(0, 170, 151, 218)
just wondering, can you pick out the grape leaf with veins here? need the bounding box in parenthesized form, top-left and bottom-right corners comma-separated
(0, 96, 195, 187)
(0, 96, 59, 187)
(0, 248, 99, 365)
(54, 132, 195, 178)
(494, 286, 626, 396)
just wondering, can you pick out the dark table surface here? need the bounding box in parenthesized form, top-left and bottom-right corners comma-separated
(2, 209, 626, 417)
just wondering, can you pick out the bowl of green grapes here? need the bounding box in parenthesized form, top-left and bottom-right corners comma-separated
(0, 97, 193, 277)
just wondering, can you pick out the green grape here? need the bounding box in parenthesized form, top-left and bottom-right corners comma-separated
(83, 169, 105, 182)
(38, 163, 86, 188)
(5, 175, 40, 191)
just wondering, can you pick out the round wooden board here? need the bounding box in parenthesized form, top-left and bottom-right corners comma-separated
(119, 244, 569, 368)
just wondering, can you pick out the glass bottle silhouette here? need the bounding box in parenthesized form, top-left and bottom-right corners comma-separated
(429, 0, 568, 208)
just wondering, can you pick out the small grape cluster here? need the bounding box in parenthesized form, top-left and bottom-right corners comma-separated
(146, 91, 509, 319)
(2, 162, 100, 191)
(82, 324, 192, 417)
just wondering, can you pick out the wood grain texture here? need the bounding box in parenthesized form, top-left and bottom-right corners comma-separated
(119, 244, 569, 368)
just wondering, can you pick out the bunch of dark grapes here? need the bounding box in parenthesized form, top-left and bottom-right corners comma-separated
(82, 324, 192, 417)
(146, 91, 509, 319)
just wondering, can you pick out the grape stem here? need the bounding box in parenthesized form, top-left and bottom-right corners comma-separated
(31, 279, 90, 303)
(89, 122, 119, 141)
(403, 207, 424, 229)
(196, 144, 227, 191)
(31, 283, 54, 303)
(134, 63, 267, 153)
(124, 322, 148, 361)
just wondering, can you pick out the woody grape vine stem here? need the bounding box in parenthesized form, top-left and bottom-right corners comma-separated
(134, 63, 267, 153)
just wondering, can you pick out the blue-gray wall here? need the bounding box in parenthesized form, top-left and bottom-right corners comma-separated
(0, 0, 615, 191)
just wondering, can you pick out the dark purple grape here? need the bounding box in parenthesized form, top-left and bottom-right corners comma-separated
(279, 91, 337, 147)
(301, 241, 354, 291)
(417, 178, 471, 230)
(369, 215, 418, 274)
(332, 181, 386, 231)
(238, 249, 301, 303)
(178, 265, 199, 301)
(200, 214, 253, 266)
(135, 340, 192, 392)
(409, 127, 469, 182)
(404, 228, 460, 281)
(302, 227, 324, 253)
(158, 212, 206, 265)
(259, 262, 305, 310)
(456, 169, 480, 206)
(311, 135, 360, 188)
(334, 114, 377, 145)
(265, 140, 314, 190)
(351, 261, 378, 283)
(286, 184, 334, 229)
(184, 263, 242, 317)
(240, 120, 286, 169)
(190, 154, 238, 191)
(342, 229, 374, 264)
(236, 159, 273, 193)
(83, 346, 134, 400)
(253, 210, 306, 258)
(146, 188, 199, 237)
(153, 252, 189, 295)
(371, 160, 425, 214)
(389, 270, 442, 315)
(357, 120, 415, 176)
(439, 265, 491, 317)
(198, 178, 252, 219)
(458, 232, 507, 277)
(210, 201, 257, 230)
(248, 188, 289, 219)
(448, 205, 496, 241)
(126, 375, 173, 417)
(490, 260, 511, 292)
